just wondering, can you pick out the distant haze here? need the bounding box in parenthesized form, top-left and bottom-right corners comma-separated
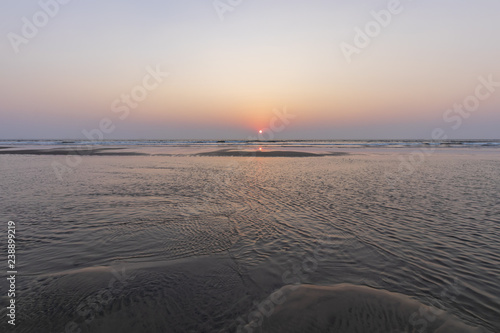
(1, 0, 499, 140)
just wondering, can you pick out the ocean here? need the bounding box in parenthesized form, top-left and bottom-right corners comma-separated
(0, 140, 499, 332)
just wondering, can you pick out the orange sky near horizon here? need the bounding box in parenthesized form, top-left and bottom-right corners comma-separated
(1, 0, 499, 139)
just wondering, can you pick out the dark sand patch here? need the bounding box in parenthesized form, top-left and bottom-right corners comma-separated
(0, 147, 348, 157)
(251, 284, 484, 333)
(195, 149, 348, 157)
(0, 147, 149, 156)
(12, 256, 258, 333)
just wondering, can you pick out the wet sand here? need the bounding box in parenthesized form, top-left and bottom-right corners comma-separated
(194, 149, 348, 157)
(1, 149, 498, 332)
(12, 256, 258, 333)
(0, 147, 149, 156)
(256, 284, 484, 333)
(0, 146, 348, 157)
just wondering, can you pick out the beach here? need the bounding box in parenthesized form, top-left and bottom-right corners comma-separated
(0, 141, 498, 332)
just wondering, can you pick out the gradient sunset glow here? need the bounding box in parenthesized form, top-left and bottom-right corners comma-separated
(1, 0, 499, 139)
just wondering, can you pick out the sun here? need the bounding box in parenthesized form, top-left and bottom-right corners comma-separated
(259, 129, 263, 134)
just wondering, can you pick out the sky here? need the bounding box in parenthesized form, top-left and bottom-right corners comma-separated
(0, 0, 499, 140)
